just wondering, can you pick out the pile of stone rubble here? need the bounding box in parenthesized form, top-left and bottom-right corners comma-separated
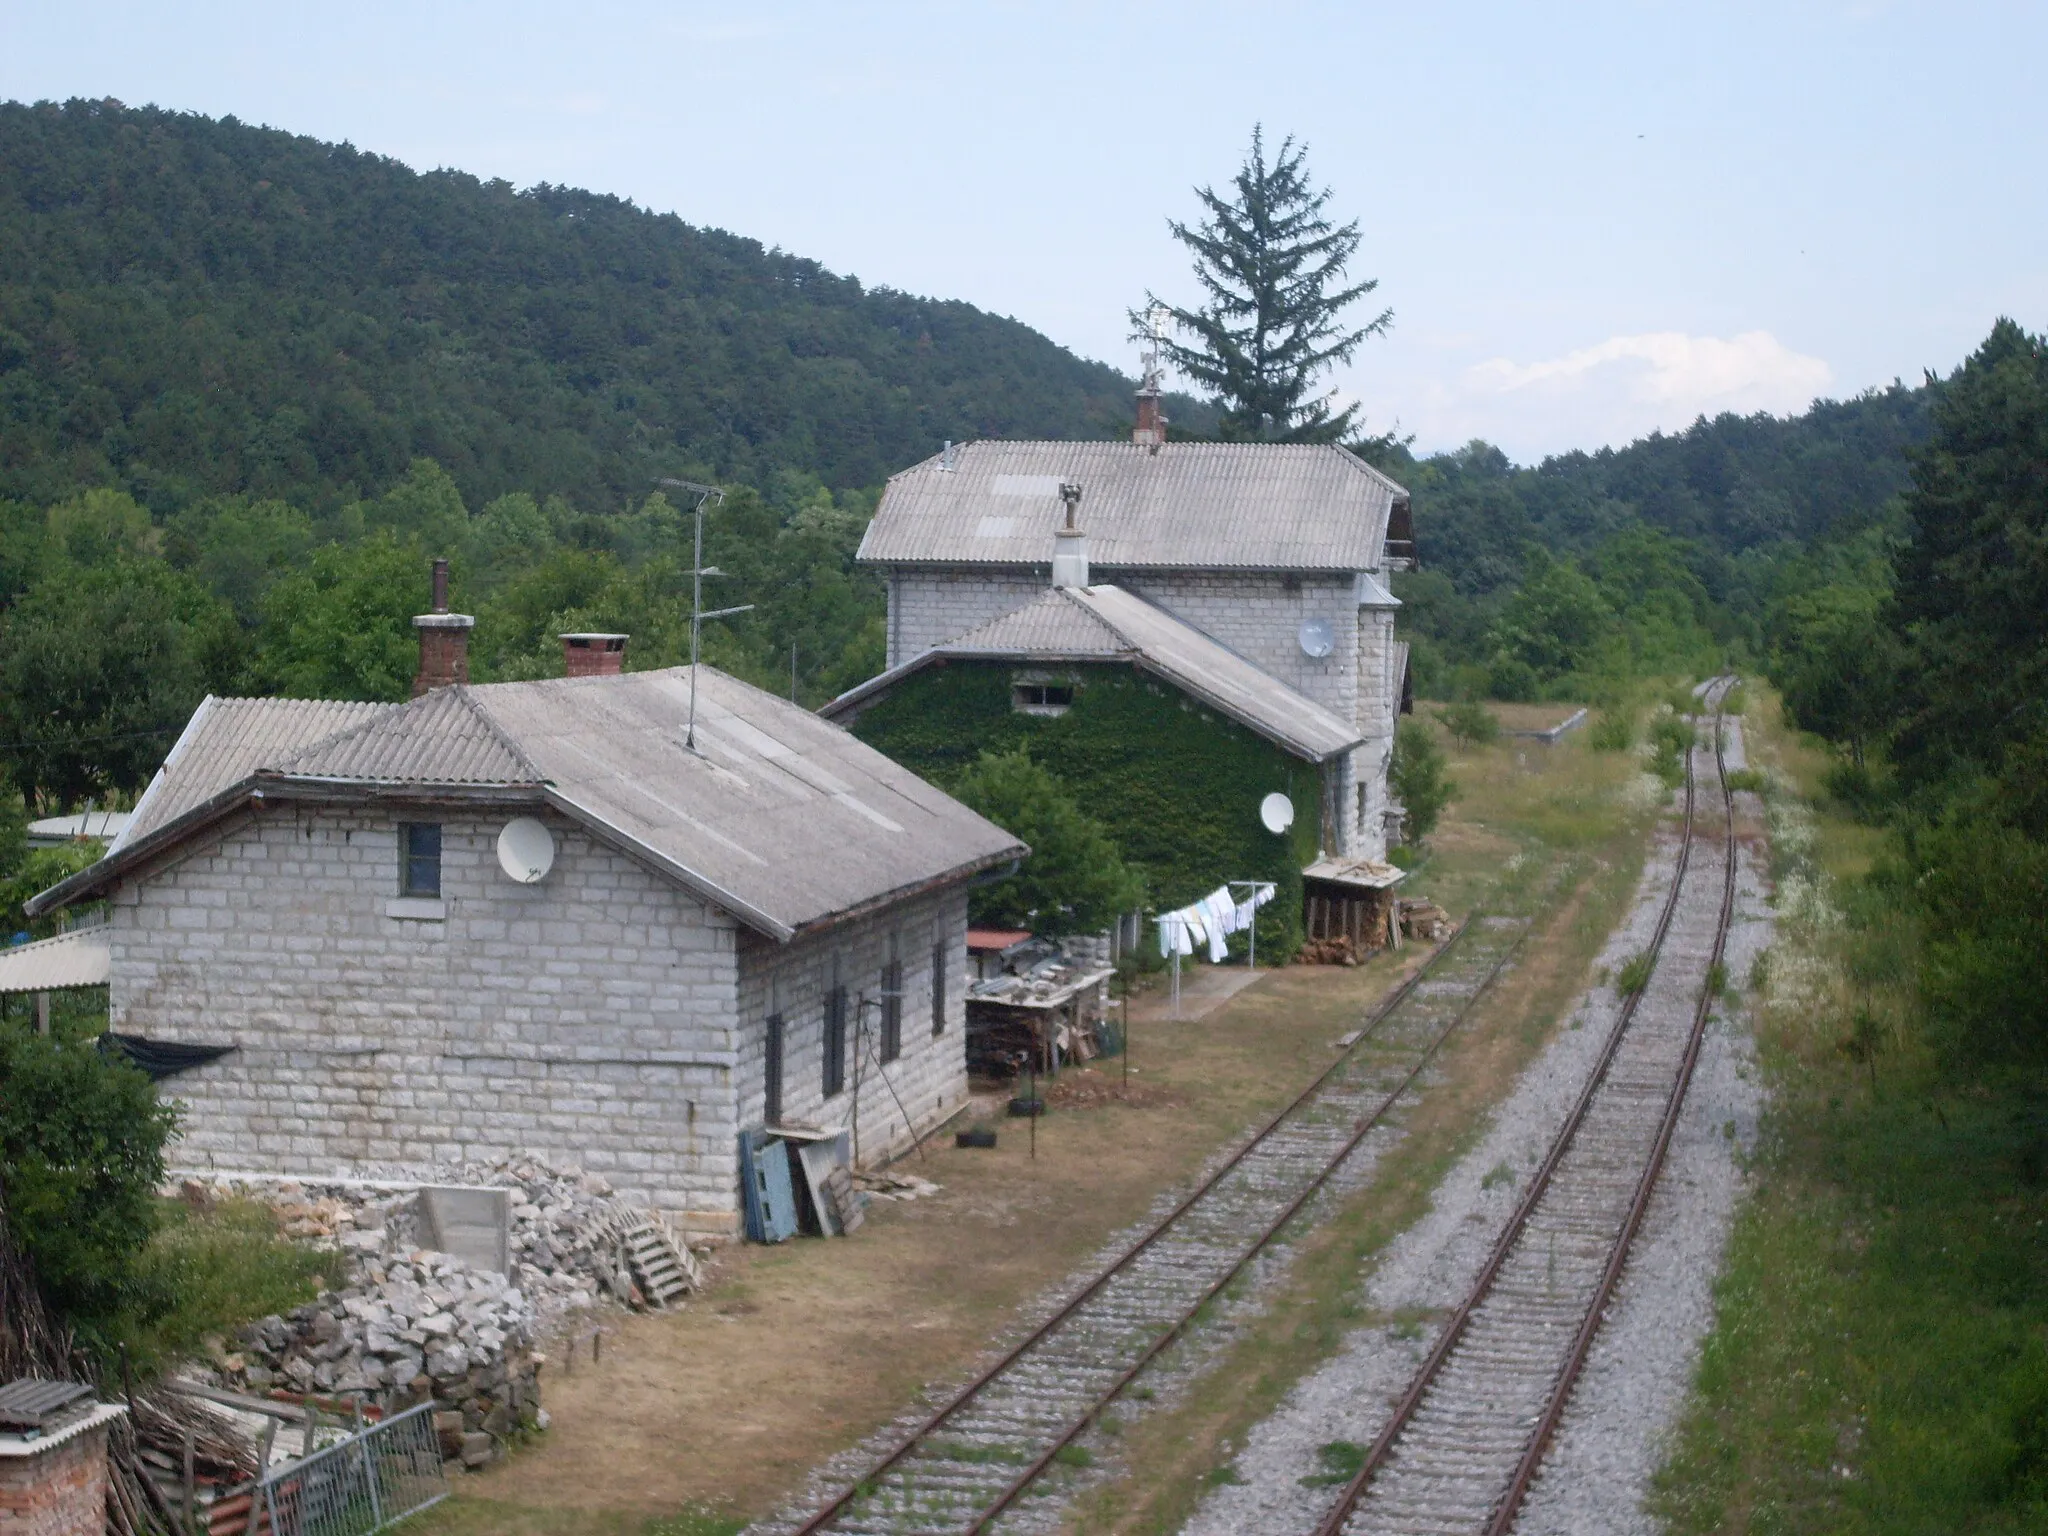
(183, 1157, 700, 1467)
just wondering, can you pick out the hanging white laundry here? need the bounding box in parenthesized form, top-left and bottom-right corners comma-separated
(1199, 887, 1233, 962)
(1232, 882, 1276, 930)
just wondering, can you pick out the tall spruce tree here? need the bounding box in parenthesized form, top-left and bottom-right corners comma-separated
(1145, 127, 1390, 442)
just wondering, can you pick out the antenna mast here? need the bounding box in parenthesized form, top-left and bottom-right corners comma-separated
(657, 478, 753, 750)
(1133, 302, 1172, 448)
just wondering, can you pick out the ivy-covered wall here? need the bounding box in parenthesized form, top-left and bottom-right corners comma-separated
(846, 661, 1323, 957)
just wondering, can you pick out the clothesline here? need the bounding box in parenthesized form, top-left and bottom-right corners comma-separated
(1157, 882, 1276, 964)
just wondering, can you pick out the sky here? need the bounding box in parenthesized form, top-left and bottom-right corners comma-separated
(3, 1, 2043, 462)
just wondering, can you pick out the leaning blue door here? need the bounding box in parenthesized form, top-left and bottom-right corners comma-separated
(738, 1128, 799, 1243)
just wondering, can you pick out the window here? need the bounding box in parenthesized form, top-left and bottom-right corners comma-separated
(399, 823, 441, 896)
(931, 940, 948, 1036)
(823, 985, 847, 1098)
(880, 955, 903, 1064)
(1011, 681, 1074, 717)
(764, 1013, 785, 1125)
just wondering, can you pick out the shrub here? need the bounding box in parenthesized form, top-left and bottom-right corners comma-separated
(1589, 707, 1636, 752)
(1615, 951, 1654, 996)
(1435, 699, 1500, 746)
(1486, 656, 1539, 702)
(1649, 712, 1695, 786)
(0, 1026, 179, 1352)
(1390, 719, 1455, 842)
(951, 749, 1143, 934)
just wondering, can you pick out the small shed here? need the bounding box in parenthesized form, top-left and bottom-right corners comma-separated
(964, 938, 1114, 1081)
(1300, 855, 1407, 962)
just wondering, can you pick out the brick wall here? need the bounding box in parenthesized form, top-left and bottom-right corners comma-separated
(0, 1424, 110, 1536)
(106, 805, 748, 1234)
(734, 888, 970, 1165)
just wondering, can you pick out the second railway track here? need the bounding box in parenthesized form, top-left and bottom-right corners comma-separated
(1312, 678, 1741, 1536)
(765, 913, 1532, 1536)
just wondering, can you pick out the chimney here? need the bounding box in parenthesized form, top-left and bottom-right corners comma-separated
(560, 632, 629, 677)
(411, 557, 474, 696)
(1051, 482, 1089, 588)
(1134, 389, 1166, 448)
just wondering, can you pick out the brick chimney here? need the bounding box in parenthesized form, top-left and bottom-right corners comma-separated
(560, 633, 628, 677)
(1134, 389, 1166, 448)
(412, 558, 474, 696)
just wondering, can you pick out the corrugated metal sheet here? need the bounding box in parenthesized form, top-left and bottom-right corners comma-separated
(118, 697, 389, 848)
(1303, 856, 1406, 890)
(279, 685, 542, 784)
(0, 929, 111, 993)
(476, 669, 1023, 936)
(858, 441, 1407, 572)
(824, 585, 1366, 764)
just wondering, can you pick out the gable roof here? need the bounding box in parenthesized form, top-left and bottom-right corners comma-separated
(117, 696, 387, 850)
(820, 585, 1367, 763)
(38, 669, 1023, 942)
(857, 440, 1408, 574)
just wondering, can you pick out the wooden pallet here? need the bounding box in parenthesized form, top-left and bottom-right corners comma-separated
(608, 1207, 699, 1307)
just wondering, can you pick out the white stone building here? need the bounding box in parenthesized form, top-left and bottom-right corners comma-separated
(857, 436, 1416, 860)
(28, 633, 1022, 1240)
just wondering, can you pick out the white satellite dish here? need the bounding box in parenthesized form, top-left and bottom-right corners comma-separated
(1259, 792, 1296, 835)
(496, 818, 556, 884)
(1298, 618, 1335, 659)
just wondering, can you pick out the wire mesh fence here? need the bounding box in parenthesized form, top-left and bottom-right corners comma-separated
(250, 1401, 447, 1536)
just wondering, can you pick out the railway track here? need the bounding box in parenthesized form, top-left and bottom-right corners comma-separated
(768, 912, 1533, 1536)
(1311, 678, 1740, 1536)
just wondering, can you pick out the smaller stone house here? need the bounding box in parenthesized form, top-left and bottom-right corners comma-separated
(29, 629, 1022, 1240)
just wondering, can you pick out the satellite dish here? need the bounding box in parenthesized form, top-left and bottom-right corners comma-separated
(496, 818, 556, 884)
(1298, 618, 1335, 659)
(1259, 793, 1296, 835)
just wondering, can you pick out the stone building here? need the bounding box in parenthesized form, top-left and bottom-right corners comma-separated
(855, 435, 1415, 862)
(28, 616, 1022, 1240)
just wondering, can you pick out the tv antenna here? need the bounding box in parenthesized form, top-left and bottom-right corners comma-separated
(1139, 302, 1170, 395)
(657, 478, 754, 750)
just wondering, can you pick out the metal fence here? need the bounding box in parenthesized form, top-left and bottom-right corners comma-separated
(244, 1401, 447, 1536)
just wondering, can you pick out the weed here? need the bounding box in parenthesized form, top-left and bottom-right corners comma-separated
(644, 1509, 745, 1536)
(1615, 951, 1654, 996)
(1723, 767, 1768, 795)
(931, 1441, 1027, 1466)
(1707, 961, 1728, 997)
(1204, 1464, 1245, 1487)
(1589, 708, 1637, 752)
(1481, 1160, 1517, 1191)
(1053, 1445, 1095, 1469)
(1300, 1440, 1367, 1488)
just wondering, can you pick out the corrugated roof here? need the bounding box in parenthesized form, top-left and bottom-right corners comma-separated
(45, 670, 1023, 942)
(0, 929, 111, 993)
(1303, 856, 1406, 891)
(278, 685, 542, 785)
(858, 441, 1407, 573)
(823, 585, 1366, 763)
(469, 669, 1024, 937)
(118, 697, 389, 849)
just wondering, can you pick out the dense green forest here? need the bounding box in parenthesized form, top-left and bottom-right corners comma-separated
(0, 97, 1219, 513)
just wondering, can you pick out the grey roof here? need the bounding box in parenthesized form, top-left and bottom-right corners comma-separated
(822, 585, 1366, 764)
(40, 669, 1024, 942)
(0, 929, 111, 994)
(117, 697, 387, 850)
(858, 440, 1409, 574)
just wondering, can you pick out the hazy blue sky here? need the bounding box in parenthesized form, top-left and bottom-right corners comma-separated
(4, 2, 2042, 460)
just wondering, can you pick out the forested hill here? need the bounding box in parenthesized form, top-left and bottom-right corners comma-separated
(0, 98, 1205, 515)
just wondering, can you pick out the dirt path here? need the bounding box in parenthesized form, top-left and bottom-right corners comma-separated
(410, 956, 1428, 1536)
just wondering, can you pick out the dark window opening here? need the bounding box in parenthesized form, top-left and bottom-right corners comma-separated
(399, 823, 441, 897)
(930, 941, 947, 1036)
(880, 959, 903, 1063)
(1011, 682, 1074, 717)
(764, 1013, 784, 1124)
(823, 986, 847, 1098)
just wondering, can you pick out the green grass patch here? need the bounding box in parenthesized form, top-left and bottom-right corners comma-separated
(1053, 1444, 1095, 1469)
(1300, 1440, 1366, 1488)
(124, 1197, 342, 1375)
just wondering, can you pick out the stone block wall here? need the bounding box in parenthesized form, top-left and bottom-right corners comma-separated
(106, 805, 749, 1235)
(0, 1421, 111, 1536)
(734, 888, 970, 1166)
(1119, 571, 1362, 722)
(887, 569, 1048, 667)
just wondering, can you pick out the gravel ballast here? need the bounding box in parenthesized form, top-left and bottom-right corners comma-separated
(1181, 720, 1771, 1535)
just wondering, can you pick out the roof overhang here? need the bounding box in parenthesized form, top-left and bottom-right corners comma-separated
(27, 771, 1015, 946)
(1302, 856, 1407, 892)
(0, 929, 111, 994)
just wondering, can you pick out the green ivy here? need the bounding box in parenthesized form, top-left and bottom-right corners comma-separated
(849, 662, 1320, 956)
